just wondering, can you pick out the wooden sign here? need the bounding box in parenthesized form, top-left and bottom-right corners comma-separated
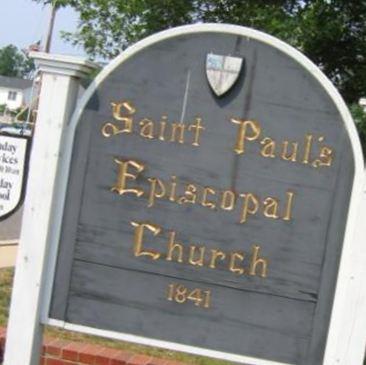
(42, 25, 365, 365)
(0, 134, 29, 220)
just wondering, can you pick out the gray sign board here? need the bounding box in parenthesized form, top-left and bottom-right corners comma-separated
(48, 26, 361, 365)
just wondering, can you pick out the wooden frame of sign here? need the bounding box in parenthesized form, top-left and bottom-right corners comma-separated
(5, 24, 366, 365)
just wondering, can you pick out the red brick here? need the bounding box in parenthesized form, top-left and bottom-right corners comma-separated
(42, 337, 54, 355)
(0, 329, 188, 365)
(128, 354, 152, 365)
(0, 327, 6, 347)
(45, 339, 69, 357)
(79, 344, 104, 364)
(110, 350, 133, 365)
(46, 358, 66, 365)
(95, 348, 121, 365)
(146, 358, 168, 365)
(62, 342, 86, 361)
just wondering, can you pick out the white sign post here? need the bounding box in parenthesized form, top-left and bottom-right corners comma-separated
(323, 171, 366, 364)
(3, 53, 98, 365)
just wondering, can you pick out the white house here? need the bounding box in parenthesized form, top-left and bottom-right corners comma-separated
(0, 76, 33, 111)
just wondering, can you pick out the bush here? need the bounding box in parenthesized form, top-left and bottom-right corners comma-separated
(350, 104, 366, 157)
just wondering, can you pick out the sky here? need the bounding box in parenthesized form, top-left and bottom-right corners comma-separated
(1, 0, 85, 57)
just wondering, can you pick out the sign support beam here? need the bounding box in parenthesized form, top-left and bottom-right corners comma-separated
(3, 53, 98, 365)
(324, 170, 366, 364)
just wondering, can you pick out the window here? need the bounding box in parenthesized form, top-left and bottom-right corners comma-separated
(8, 91, 17, 101)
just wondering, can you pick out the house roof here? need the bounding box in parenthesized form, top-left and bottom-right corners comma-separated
(0, 76, 33, 90)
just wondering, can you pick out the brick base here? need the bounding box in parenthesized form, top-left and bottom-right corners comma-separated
(0, 327, 186, 365)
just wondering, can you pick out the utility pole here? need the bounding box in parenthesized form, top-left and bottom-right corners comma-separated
(28, 1, 58, 124)
(44, 0, 57, 53)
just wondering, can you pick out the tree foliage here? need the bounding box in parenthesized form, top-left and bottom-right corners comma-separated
(350, 104, 366, 155)
(0, 45, 34, 79)
(33, 0, 366, 104)
(32, 0, 366, 152)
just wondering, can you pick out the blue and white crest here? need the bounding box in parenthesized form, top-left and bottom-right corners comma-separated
(206, 54, 243, 97)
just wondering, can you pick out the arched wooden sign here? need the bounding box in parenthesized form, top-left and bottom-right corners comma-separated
(45, 25, 364, 365)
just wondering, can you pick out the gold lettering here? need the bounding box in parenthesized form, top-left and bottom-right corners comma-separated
(101, 123, 120, 138)
(283, 191, 294, 221)
(263, 197, 279, 219)
(159, 116, 167, 141)
(166, 231, 184, 263)
(260, 137, 276, 158)
(101, 101, 135, 137)
(231, 119, 261, 154)
(220, 190, 236, 211)
(188, 118, 205, 146)
(249, 245, 268, 278)
(302, 134, 313, 164)
(281, 141, 298, 162)
(169, 175, 178, 202)
(239, 193, 259, 223)
(188, 246, 205, 266)
(209, 249, 226, 269)
(111, 158, 144, 197)
(171, 123, 185, 144)
(201, 187, 216, 209)
(229, 252, 245, 275)
(111, 101, 135, 132)
(178, 184, 197, 204)
(312, 146, 333, 168)
(147, 178, 166, 207)
(131, 221, 161, 260)
(139, 118, 155, 139)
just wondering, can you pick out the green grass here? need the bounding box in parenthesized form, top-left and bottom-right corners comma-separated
(0, 269, 13, 327)
(0, 268, 233, 365)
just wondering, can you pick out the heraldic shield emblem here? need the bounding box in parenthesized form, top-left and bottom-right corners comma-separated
(206, 53, 244, 97)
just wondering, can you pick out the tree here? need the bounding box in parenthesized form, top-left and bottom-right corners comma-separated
(293, 1, 366, 105)
(0, 45, 34, 79)
(32, 0, 366, 103)
(31, 0, 366, 150)
(350, 104, 366, 155)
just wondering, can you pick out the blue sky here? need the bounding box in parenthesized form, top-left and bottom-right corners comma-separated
(1, 0, 85, 56)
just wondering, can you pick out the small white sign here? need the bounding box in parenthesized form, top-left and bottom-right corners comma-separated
(0, 135, 27, 219)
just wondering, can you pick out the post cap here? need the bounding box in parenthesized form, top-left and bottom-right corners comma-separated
(30, 52, 99, 78)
